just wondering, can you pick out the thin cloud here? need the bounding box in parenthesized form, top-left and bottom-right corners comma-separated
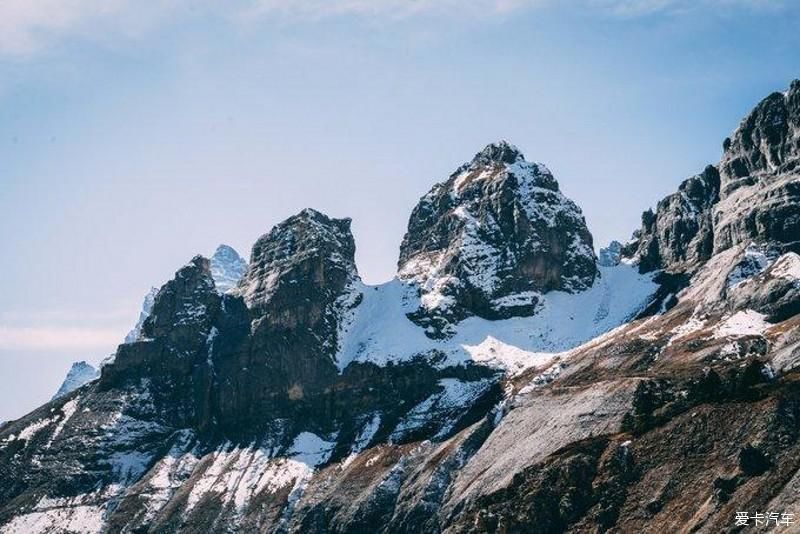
(0, 0, 786, 57)
(0, 325, 123, 351)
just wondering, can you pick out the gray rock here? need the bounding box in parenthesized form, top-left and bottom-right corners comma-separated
(398, 141, 597, 335)
(623, 165, 720, 273)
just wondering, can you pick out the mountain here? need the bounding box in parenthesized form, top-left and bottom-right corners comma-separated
(210, 244, 248, 294)
(51, 361, 99, 401)
(1, 81, 800, 533)
(123, 287, 159, 344)
(399, 141, 597, 337)
(122, 245, 246, 346)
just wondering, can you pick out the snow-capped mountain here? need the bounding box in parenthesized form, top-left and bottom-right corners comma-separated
(399, 141, 597, 336)
(1, 81, 800, 534)
(51, 361, 100, 401)
(210, 244, 247, 293)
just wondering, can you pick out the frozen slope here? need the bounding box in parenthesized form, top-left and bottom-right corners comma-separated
(336, 263, 657, 374)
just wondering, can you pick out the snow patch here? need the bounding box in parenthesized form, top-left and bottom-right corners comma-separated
(714, 310, 771, 339)
(336, 263, 657, 374)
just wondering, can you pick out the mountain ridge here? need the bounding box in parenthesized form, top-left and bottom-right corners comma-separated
(1, 80, 800, 533)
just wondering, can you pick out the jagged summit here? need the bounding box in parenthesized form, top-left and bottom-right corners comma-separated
(624, 80, 800, 276)
(467, 140, 525, 167)
(398, 141, 596, 335)
(238, 208, 358, 327)
(209, 244, 247, 293)
(51, 361, 99, 401)
(720, 78, 800, 191)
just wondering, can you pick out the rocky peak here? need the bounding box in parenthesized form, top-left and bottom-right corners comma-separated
(209, 244, 247, 293)
(141, 255, 218, 340)
(51, 361, 99, 400)
(398, 142, 597, 335)
(623, 165, 720, 273)
(720, 79, 800, 195)
(467, 140, 525, 167)
(239, 208, 359, 330)
(713, 80, 800, 255)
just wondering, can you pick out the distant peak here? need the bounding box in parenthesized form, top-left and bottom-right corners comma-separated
(471, 140, 524, 166)
(210, 244, 247, 294)
(212, 244, 240, 258)
(279, 208, 353, 233)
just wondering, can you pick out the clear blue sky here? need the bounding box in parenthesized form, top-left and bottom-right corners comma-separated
(1, 0, 799, 421)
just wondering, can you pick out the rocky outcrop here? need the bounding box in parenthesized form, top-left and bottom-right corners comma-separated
(625, 80, 800, 277)
(623, 165, 720, 273)
(398, 141, 597, 335)
(239, 208, 360, 333)
(714, 81, 800, 254)
(719, 79, 800, 193)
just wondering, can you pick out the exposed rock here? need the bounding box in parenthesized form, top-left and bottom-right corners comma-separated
(728, 251, 800, 322)
(398, 141, 597, 335)
(239, 208, 360, 333)
(714, 79, 800, 254)
(719, 79, 800, 193)
(624, 165, 720, 273)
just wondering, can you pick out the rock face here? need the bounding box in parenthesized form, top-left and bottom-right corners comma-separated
(625, 80, 800, 274)
(622, 165, 720, 273)
(239, 208, 359, 336)
(714, 80, 800, 254)
(2, 83, 800, 534)
(209, 244, 247, 293)
(399, 141, 597, 335)
(719, 79, 800, 192)
(51, 361, 99, 400)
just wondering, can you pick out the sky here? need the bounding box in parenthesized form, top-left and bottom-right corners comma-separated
(1, 0, 799, 421)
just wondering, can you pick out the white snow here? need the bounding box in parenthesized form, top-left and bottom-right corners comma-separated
(183, 433, 336, 516)
(210, 244, 248, 294)
(1, 502, 105, 534)
(714, 310, 771, 339)
(45, 398, 79, 447)
(2, 415, 57, 446)
(287, 432, 337, 467)
(336, 263, 657, 374)
(770, 253, 800, 281)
